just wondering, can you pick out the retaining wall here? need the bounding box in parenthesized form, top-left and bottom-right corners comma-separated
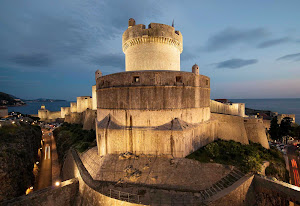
(211, 113, 249, 144)
(0, 179, 78, 206)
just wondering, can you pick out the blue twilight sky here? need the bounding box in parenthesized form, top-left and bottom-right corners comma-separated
(0, 0, 300, 101)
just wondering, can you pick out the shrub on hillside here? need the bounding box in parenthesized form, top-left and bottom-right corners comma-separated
(187, 139, 288, 181)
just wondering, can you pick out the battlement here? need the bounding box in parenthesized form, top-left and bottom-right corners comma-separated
(122, 19, 183, 71)
(122, 22, 183, 53)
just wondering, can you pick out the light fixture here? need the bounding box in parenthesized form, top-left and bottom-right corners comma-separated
(55, 181, 60, 186)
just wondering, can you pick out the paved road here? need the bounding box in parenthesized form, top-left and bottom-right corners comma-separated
(286, 145, 300, 187)
(35, 129, 52, 190)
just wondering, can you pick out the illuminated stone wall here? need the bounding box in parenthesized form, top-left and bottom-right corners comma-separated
(210, 100, 245, 117)
(77, 96, 93, 113)
(244, 118, 269, 149)
(61, 107, 71, 118)
(122, 22, 182, 71)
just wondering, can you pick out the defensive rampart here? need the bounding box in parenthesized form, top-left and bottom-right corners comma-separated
(211, 113, 249, 144)
(244, 118, 269, 149)
(0, 179, 78, 206)
(210, 100, 245, 117)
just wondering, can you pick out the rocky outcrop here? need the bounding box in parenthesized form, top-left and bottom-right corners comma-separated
(0, 123, 42, 202)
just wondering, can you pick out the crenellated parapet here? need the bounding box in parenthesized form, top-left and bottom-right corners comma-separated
(122, 19, 183, 71)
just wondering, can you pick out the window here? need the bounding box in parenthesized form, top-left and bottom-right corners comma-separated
(206, 79, 209, 86)
(176, 76, 182, 83)
(133, 76, 140, 83)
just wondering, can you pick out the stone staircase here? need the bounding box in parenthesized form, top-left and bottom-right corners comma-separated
(198, 168, 245, 201)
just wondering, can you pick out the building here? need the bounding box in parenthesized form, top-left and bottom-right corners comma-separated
(95, 19, 269, 158)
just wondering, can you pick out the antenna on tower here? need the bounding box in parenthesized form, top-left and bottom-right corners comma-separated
(172, 19, 174, 27)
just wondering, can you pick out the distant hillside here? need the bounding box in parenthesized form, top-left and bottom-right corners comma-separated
(25, 98, 66, 102)
(0, 92, 26, 106)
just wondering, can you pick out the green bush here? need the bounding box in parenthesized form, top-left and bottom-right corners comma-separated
(53, 123, 96, 164)
(187, 139, 288, 178)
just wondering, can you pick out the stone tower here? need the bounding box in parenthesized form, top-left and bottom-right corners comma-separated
(122, 18, 183, 71)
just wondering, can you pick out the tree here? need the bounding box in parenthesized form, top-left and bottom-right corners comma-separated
(279, 117, 292, 137)
(269, 116, 280, 141)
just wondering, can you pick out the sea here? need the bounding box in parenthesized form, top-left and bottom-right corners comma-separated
(230, 98, 300, 124)
(8, 101, 71, 115)
(7, 99, 300, 124)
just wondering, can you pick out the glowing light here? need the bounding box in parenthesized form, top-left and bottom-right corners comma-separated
(36, 161, 39, 165)
(12, 121, 15, 124)
(55, 181, 60, 186)
(30, 186, 33, 190)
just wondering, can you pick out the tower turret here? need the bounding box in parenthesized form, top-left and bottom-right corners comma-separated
(122, 19, 183, 71)
(95, 69, 102, 82)
(192, 64, 199, 75)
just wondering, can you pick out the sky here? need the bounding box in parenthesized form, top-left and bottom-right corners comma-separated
(0, 0, 300, 101)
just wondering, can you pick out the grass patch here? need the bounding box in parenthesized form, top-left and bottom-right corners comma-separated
(187, 140, 288, 181)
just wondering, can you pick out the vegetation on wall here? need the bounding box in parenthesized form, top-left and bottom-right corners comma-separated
(53, 122, 96, 164)
(187, 140, 289, 182)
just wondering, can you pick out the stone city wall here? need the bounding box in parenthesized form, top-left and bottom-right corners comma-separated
(244, 118, 269, 149)
(61, 107, 71, 118)
(205, 175, 255, 206)
(96, 119, 215, 157)
(96, 71, 210, 110)
(38, 110, 61, 121)
(97, 107, 210, 127)
(82, 109, 97, 131)
(62, 150, 143, 206)
(211, 113, 249, 144)
(70, 102, 77, 113)
(77, 96, 93, 113)
(92, 85, 97, 110)
(0, 179, 79, 206)
(210, 100, 245, 117)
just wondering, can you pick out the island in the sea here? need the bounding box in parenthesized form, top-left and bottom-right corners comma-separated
(0, 92, 66, 107)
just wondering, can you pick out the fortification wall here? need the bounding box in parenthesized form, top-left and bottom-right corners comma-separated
(96, 118, 215, 157)
(70, 102, 77, 113)
(38, 109, 48, 120)
(210, 100, 245, 117)
(96, 71, 210, 110)
(61, 107, 71, 118)
(48, 111, 61, 120)
(97, 107, 210, 127)
(62, 150, 144, 206)
(77, 96, 92, 113)
(205, 175, 255, 206)
(244, 119, 269, 149)
(82, 109, 97, 130)
(122, 22, 182, 71)
(0, 179, 78, 206)
(211, 113, 249, 144)
(92, 85, 97, 110)
(65, 112, 83, 125)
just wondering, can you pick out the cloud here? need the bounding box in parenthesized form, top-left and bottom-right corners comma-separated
(10, 53, 51, 67)
(257, 37, 291, 48)
(277, 52, 300, 61)
(215, 58, 258, 69)
(0, 0, 161, 71)
(91, 53, 125, 68)
(205, 28, 269, 51)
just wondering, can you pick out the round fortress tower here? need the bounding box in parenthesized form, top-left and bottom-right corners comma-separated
(122, 18, 183, 71)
